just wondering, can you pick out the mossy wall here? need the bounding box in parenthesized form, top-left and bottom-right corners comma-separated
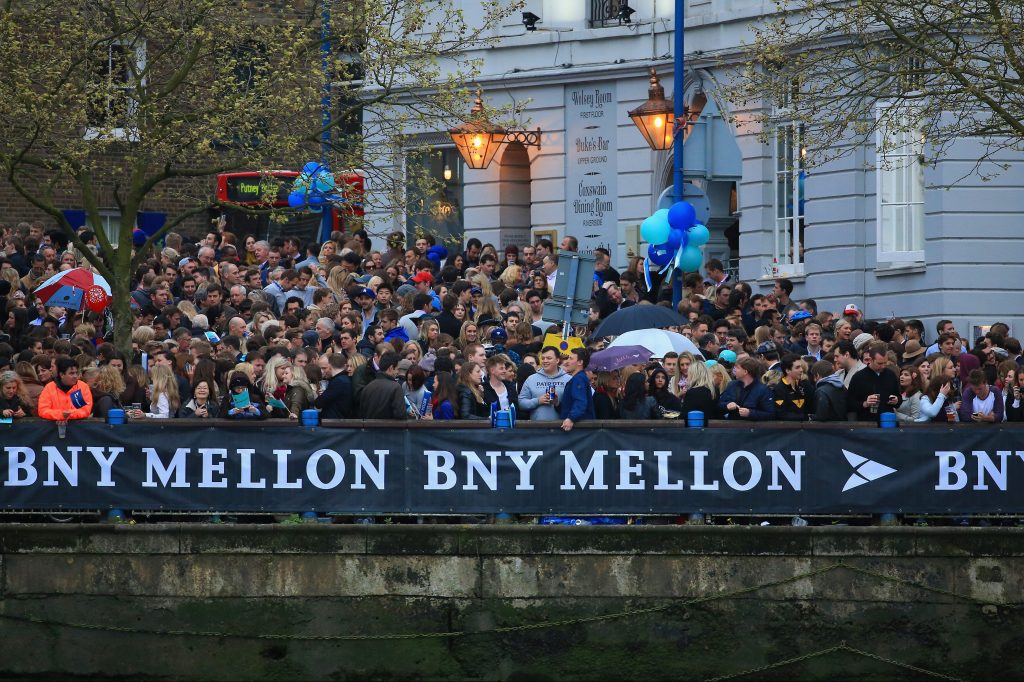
(0, 525, 1021, 680)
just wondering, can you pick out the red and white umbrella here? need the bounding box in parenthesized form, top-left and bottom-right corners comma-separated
(33, 267, 112, 312)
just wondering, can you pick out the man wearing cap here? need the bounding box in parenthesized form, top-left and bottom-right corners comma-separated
(352, 286, 377, 334)
(756, 340, 782, 372)
(488, 328, 521, 366)
(852, 332, 875, 363)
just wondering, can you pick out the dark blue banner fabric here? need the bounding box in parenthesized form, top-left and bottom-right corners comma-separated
(1, 422, 1022, 513)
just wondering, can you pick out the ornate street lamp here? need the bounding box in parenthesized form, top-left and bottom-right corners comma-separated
(449, 89, 541, 170)
(629, 68, 675, 151)
(629, 67, 705, 152)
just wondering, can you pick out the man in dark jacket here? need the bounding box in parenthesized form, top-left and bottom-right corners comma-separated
(718, 357, 775, 420)
(352, 342, 390, 401)
(358, 352, 408, 419)
(847, 342, 901, 421)
(315, 353, 353, 419)
(559, 348, 595, 431)
(811, 361, 847, 422)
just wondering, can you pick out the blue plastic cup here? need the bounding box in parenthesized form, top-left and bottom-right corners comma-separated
(687, 410, 705, 428)
(879, 412, 897, 429)
(301, 409, 320, 427)
(107, 409, 126, 425)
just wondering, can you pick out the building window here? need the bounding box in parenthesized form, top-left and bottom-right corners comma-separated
(85, 39, 146, 140)
(772, 121, 805, 274)
(589, 0, 629, 28)
(405, 148, 464, 246)
(876, 107, 925, 263)
(95, 211, 121, 247)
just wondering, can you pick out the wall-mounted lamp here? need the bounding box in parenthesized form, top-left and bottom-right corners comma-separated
(448, 89, 541, 170)
(628, 67, 704, 151)
(443, 165, 453, 181)
(522, 11, 540, 31)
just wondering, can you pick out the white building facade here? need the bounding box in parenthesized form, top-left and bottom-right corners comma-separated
(368, 0, 1024, 339)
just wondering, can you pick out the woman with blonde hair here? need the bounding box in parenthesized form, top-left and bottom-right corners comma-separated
(0, 371, 29, 419)
(499, 264, 523, 291)
(671, 352, 696, 398)
(91, 365, 126, 419)
(130, 365, 179, 419)
(457, 320, 480, 350)
(418, 319, 441, 353)
(402, 341, 422, 365)
(753, 325, 773, 348)
(708, 362, 732, 395)
(474, 296, 501, 325)
(262, 355, 314, 419)
(682, 360, 720, 419)
(327, 267, 356, 297)
(318, 240, 338, 266)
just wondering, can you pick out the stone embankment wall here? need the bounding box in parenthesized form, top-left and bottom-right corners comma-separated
(0, 525, 1020, 680)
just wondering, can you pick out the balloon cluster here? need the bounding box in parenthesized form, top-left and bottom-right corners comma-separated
(287, 162, 341, 214)
(640, 200, 709, 286)
(424, 244, 449, 268)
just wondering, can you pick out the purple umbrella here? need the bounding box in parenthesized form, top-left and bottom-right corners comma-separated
(588, 345, 653, 372)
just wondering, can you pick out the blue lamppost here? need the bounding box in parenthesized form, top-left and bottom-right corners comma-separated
(319, 0, 333, 242)
(628, 0, 701, 305)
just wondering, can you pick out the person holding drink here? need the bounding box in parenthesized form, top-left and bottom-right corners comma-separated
(847, 342, 901, 422)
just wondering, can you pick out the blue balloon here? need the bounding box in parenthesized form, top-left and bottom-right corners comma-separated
(307, 194, 325, 207)
(287, 191, 307, 209)
(640, 212, 671, 245)
(648, 243, 672, 267)
(302, 161, 321, 175)
(668, 201, 697, 230)
(664, 228, 685, 252)
(687, 223, 710, 247)
(679, 244, 703, 272)
(314, 172, 336, 193)
(308, 205, 323, 214)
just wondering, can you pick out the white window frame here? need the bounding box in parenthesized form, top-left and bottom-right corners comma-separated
(875, 104, 925, 264)
(95, 211, 121, 247)
(771, 117, 805, 275)
(84, 39, 146, 141)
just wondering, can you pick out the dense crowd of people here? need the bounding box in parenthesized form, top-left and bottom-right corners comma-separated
(0, 219, 1020, 430)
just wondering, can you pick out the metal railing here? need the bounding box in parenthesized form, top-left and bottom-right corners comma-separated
(589, 0, 627, 28)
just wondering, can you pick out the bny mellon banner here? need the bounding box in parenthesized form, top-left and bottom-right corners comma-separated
(1, 422, 1022, 514)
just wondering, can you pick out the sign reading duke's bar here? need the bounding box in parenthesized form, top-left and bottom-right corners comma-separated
(3, 423, 1024, 514)
(564, 83, 617, 255)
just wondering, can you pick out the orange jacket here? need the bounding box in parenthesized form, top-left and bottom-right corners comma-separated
(36, 380, 93, 421)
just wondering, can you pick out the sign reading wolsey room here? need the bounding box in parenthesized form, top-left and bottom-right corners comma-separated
(564, 82, 617, 256)
(2, 423, 1024, 514)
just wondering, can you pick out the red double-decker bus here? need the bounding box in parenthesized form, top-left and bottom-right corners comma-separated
(214, 169, 365, 244)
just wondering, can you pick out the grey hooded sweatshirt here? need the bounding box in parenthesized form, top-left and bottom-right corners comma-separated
(518, 367, 570, 420)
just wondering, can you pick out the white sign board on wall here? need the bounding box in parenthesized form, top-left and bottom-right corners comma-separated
(564, 83, 618, 256)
